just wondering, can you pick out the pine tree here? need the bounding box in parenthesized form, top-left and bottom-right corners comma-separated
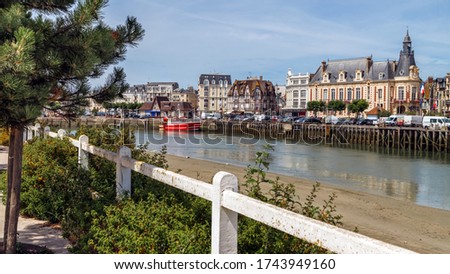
(0, 0, 144, 253)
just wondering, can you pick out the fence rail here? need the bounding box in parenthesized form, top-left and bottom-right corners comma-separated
(26, 123, 416, 254)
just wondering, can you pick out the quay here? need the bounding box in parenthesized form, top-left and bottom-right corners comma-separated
(38, 117, 450, 153)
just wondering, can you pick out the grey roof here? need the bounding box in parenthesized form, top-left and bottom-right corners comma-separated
(310, 57, 395, 84)
(395, 31, 416, 77)
(311, 31, 417, 83)
(199, 74, 232, 85)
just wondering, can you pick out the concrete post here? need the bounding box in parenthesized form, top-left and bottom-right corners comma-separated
(78, 135, 89, 170)
(211, 171, 238, 254)
(44, 126, 51, 138)
(116, 146, 131, 200)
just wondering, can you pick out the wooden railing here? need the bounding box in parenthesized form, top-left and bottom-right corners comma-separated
(26, 123, 416, 254)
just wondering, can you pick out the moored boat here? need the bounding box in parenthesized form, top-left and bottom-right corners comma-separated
(160, 117, 201, 131)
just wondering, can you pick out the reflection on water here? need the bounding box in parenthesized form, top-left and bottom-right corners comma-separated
(136, 129, 450, 211)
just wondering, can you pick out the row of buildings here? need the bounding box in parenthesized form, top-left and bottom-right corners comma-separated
(115, 31, 450, 118)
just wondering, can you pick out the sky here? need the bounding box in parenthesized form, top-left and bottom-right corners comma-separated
(101, 0, 450, 88)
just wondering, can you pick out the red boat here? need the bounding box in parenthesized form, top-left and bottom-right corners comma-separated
(160, 118, 201, 131)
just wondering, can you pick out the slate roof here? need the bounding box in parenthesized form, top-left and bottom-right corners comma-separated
(199, 74, 232, 85)
(310, 57, 396, 84)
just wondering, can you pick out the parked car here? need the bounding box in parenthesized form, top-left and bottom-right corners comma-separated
(301, 117, 322, 124)
(357, 119, 376, 126)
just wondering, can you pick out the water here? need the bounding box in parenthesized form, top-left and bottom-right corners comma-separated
(135, 129, 450, 211)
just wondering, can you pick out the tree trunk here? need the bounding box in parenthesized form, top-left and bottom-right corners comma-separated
(2, 128, 15, 251)
(4, 126, 24, 254)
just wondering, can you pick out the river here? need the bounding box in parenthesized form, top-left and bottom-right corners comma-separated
(135, 129, 450, 211)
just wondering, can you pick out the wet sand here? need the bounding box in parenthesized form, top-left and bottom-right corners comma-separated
(164, 153, 450, 254)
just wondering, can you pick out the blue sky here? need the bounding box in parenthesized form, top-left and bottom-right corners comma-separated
(102, 0, 450, 88)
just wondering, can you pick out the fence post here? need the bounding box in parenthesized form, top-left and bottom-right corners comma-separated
(211, 171, 238, 254)
(116, 146, 131, 200)
(44, 126, 50, 138)
(57, 129, 66, 139)
(78, 135, 89, 170)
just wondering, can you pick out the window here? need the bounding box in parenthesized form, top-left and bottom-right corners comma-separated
(347, 88, 352, 100)
(301, 80, 307, 84)
(378, 89, 383, 99)
(300, 99, 306, 108)
(378, 73, 385, 80)
(411, 86, 417, 101)
(293, 90, 299, 98)
(367, 86, 370, 100)
(224, 80, 228, 88)
(331, 89, 336, 100)
(323, 89, 328, 100)
(356, 88, 361, 100)
(339, 71, 346, 82)
(300, 90, 306, 98)
(203, 79, 209, 86)
(398, 87, 405, 101)
(293, 80, 299, 85)
(339, 88, 344, 100)
(211, 79, 216, 85)
(219, 80, 223, 87)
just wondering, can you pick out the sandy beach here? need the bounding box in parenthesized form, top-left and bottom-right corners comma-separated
(164, 153, 450, 254)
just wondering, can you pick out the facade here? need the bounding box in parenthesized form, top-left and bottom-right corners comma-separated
(119, 82, 179, 104)
(120, 84, 147, 103)
(284, 69, 311, 116)
(171, 88, 199, 111)
(226, 76, 277, 114)
(445, 74, 450, 115)
(198, 74, 232, 114)
(309, 31, 421, 117)
(145, 82, 179, 102)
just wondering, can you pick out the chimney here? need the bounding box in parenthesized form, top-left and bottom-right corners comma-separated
(366, 56, 373, 72)
(321, 60, 327, 73)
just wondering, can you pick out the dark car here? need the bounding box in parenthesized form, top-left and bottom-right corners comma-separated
(357, 119, 375, 126)
(302, 117, 322, 124)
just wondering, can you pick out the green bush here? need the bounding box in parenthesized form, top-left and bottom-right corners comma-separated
(88, 194, 210, 254)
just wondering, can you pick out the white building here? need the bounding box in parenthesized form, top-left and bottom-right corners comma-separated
(118, 82, 179, 104)
(283, 69, 311, 116)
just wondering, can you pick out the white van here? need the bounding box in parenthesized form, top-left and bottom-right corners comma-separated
(422, 116, 447, 129)
(384, 115, 398, 126)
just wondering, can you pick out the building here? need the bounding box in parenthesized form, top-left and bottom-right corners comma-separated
(309, 30, 421, 117)
(226, 76, 277, 115)
(284, 69, 311, 116)
(445, 73, 450, 116)
(119, 82, 179, 104)
(198, 74, 232, 115)
(171, 88, 199, 112)
(138, 96, 170, 117)
(145, 82, 179, 102)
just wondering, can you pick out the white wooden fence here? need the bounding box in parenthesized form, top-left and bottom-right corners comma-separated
(26, 124, 416, 254)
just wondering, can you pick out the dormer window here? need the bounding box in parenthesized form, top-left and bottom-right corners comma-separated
(355, 70, 364, 81)
(338, 71, 347, 82)
(379, 72, 385, 80)
(322, 73, 330, 83)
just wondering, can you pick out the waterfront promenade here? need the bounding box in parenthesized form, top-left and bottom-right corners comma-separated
(0, 146, 70, 253)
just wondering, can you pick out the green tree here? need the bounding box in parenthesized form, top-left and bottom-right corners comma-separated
(0, 0, 144, 253)
(327, 100, 346, 115)
(307, 101, 326, 117)
(347, 99, 369, 118)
